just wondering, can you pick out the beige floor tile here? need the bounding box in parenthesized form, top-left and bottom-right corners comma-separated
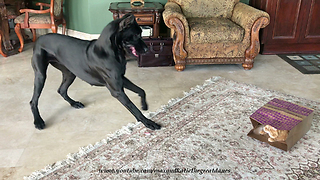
(0, 149, 24, 168)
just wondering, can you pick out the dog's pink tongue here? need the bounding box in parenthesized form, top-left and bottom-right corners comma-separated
(130, 46, 138, 57)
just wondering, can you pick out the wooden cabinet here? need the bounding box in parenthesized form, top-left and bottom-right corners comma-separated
(250, 0, 320, 54)
(109, 2, 164, 38)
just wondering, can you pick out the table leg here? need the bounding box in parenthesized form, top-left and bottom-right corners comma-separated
(0, 5, 14, 51)
(153, 12, 161, 38)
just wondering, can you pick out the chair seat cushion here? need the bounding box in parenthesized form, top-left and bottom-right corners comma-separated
(14, 13, 51, 24)
(188, 17, 244, 44)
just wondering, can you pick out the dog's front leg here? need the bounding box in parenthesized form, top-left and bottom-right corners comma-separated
(122, 77, 148, 110)
(110, 90, 161, 130)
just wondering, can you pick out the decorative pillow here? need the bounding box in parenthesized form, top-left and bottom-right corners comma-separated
(170, 0, 240, 18)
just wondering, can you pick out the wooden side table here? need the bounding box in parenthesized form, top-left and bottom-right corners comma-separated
(109, 2, 164, 38)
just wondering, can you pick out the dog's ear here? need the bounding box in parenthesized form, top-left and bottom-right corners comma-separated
(119, 14, 135, 32)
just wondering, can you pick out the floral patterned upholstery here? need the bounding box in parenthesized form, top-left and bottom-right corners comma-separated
(163, 0, 270, 71)
(14, 13, 52, 24)
(188, 17, 244, 44)
(54, 0, 62, 17)
(172, 0, 239, 18)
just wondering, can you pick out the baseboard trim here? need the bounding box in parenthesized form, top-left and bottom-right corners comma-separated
(261, 43, 320, 54)
(61, 28, 100, 40)
(36, 27, 100, 40)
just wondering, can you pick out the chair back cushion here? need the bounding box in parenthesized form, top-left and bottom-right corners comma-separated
(169, 0, 239, 18)
(54, 0, 62, 17)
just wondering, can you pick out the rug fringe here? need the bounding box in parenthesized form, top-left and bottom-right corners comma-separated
(24, 76, 223, 180)
(24, 123, 138, 180)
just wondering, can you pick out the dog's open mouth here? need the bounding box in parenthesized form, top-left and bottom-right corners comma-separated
(130, 46, 138, 57)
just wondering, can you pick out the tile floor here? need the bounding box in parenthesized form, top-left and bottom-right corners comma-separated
(1, 42, 320, 179)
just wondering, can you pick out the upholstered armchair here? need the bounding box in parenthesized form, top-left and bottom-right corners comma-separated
(163, 0, 270, 71)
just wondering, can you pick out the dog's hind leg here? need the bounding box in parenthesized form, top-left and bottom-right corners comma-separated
(122, 77, 148, 110)
(50, 62, 85, 109)
(30, 51, 49, 130)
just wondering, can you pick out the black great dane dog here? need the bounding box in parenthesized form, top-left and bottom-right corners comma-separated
(30, 14, 161, 130)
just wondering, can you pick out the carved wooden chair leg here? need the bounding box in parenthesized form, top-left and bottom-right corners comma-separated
(242, 59, 254, 70)
(62, 19, 66, 35)
(175, 64, 186, 71)
(51, 25, 57, 33)
(174, 58, 186, 71)
(173, 51, 187, 71)
(31, 29, 36, 42)
(0, 32, 8, 57)
(21, 30, 29, 40)
(14, 24, 24, 52)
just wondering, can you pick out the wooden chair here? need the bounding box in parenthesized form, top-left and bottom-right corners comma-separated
(0, 29, 6, 57)
(14, 0, 66, 52)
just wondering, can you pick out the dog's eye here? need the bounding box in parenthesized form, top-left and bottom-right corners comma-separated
(124, 36, 133, 41)
(135, 34, 141, 39)
(124, 34, 141, 43)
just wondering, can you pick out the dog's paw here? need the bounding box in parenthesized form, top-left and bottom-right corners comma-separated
(142, 103, 148, 111)
(71, 101, 85, 109)
(141, 119, 161, 130)
(34, 120, 45, 130)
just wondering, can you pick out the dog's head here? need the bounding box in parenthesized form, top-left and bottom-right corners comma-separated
(96, 14, 148, 59)
(117, 14, 148, 57)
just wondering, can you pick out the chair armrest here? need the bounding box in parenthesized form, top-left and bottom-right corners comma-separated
(163, 2, 190, 40)
(231, 2, 270, 31)
(35, 2, 50, 10)
(20, 8, 50, 14)
(163, 2, 188, 26)
(162, 2, 188, 70)
(232, 3, 270, 68)
(36, 2, 50, 7)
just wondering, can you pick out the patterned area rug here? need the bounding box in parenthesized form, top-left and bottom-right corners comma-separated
(25, 77, 320, 180)
(278, 54, 320, 74)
